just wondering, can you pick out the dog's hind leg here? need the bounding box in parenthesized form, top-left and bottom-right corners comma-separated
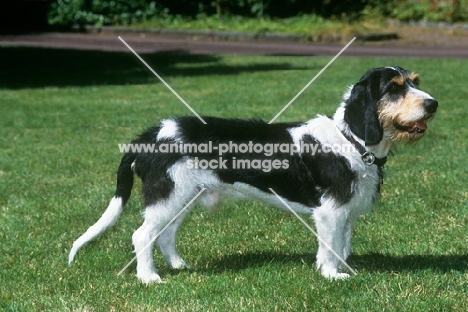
(132, 205, 164, 284)
(155, 206, 192, 270)
(132, 188, 198, 283)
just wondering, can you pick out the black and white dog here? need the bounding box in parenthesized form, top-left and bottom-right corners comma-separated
(69, 66, 438, 282)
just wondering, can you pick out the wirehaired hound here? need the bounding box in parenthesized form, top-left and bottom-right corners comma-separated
(69, 66, 438, 282)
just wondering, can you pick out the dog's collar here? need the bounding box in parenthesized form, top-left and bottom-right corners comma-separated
(338, 128, 387, 167)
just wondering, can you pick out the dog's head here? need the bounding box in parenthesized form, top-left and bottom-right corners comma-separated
(344, 66, 438, 145)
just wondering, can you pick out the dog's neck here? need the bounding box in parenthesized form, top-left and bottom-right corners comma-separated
(333, 105, 393, 160)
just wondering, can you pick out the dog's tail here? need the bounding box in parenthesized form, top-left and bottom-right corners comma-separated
(68, 152, 136, 264)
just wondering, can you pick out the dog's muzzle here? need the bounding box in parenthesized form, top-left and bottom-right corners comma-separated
(394, 98, 438, 134)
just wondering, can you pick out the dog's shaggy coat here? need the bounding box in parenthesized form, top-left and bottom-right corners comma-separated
(69, 66, 438, 282)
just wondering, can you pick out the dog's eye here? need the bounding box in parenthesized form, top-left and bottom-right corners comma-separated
(389, 83, 401, 92)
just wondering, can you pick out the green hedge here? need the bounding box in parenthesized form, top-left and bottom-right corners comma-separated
(47, 0, 368, 26)
(47, 0, 468, 27)
(48, 0, 160, 26)
(370, 0, 468, 22)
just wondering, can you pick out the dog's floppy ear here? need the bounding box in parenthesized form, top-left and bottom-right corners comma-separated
(344, 73, 383, 146)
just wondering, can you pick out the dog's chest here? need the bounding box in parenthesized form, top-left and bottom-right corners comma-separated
(349, 165, 382, 214)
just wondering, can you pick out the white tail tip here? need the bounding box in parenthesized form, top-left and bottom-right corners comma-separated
(67, 196, 123, 263)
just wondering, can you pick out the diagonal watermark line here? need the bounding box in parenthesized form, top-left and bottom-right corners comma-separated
(117, 188, 207, 276)
(268, 37, 356, 124)
(118, 36, 207, 124)
(268, 188, 357, 276)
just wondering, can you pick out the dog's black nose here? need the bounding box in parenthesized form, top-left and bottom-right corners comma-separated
(424, 99, 438, 114)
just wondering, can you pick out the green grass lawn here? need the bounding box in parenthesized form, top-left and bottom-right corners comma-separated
(133, 14, 383, 41)
(1, 47, 467, 311)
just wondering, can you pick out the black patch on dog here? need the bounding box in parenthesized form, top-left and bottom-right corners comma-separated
(166, 117, 357, 207)
(129, 127, 182, 205)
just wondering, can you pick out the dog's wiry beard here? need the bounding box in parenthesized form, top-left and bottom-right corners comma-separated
(378, 96, 431, 144)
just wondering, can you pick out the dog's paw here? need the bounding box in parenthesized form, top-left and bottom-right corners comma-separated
(137, 272, 165, 284)
(164, 255, 191, 270)
(171, 260, 191, 270)
(319, 264, 351, 280)
(326, 272, 350, 280)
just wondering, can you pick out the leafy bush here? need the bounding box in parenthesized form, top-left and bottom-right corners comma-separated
(48, 0, 160, 26)
(369, 0, 468, 22)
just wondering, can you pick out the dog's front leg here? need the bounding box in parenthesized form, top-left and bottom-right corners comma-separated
(342, 217, 357, 261)
(313, 204, 351, 279)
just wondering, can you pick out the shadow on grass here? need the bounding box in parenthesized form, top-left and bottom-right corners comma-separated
(187, 251, 468, 275)
(0, 46, 305, 89)
(350, 253, 468, 273)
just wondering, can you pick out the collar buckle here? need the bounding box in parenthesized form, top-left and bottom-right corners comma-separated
(361, 152, 376, 166)
(337, 127, 387, 167)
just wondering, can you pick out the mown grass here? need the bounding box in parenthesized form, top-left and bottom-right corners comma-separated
(1, 47, 467, 311)
(134, 14, 386, 41)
